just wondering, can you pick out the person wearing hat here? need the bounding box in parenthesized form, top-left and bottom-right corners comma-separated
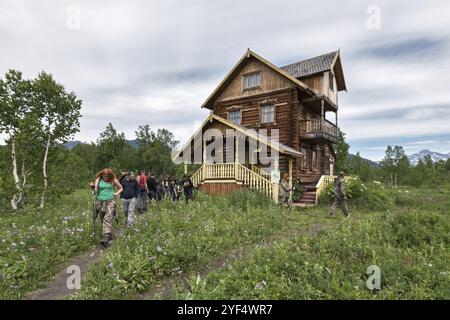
(120, 171, 140, 226)
(329, 171, 350, 217)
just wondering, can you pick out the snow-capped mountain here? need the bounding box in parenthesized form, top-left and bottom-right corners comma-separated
(408, 149, 450, 166)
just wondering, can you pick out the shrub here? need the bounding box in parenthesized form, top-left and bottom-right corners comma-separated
(227, 189, 273, 212)
(319, 178, 393, 211)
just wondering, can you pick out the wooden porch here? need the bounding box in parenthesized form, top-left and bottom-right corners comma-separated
(190, 163, 275, 200)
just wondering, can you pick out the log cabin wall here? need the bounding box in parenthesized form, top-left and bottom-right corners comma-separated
(213, 88, 295, 147)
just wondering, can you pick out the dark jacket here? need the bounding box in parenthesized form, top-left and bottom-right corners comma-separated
(182, 177, 193, 191)
(147, 176, 157, 192)
(121, 178, 140, 199)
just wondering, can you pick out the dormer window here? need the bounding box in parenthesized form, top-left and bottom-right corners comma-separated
(228, 110, 241, 125)
(243, 71, 261, 89)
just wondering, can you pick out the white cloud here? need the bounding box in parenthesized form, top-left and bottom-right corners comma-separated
(1, 0, 450, 160)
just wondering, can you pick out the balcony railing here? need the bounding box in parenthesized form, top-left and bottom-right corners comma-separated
(301, 119, 338, 142)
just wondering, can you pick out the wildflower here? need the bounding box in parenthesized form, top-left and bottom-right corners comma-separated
(156, 245, 163, 253)
(428, 263, 433, 267)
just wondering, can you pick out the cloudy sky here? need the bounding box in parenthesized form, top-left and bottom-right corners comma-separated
(1, 0, 449, 160)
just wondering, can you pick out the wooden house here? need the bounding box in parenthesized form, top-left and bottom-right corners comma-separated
(173, 49, 347, 205)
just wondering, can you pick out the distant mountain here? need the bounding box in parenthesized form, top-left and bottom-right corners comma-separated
(349, 153, 380, 168)
(408, 149, 450, 166)
(63, 140, 83, 149)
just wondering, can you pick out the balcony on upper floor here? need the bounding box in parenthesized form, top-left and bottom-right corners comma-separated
(300, 119, 338, 143)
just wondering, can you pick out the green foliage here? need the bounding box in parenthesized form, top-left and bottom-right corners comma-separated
(227, 189, 274, 212)
(319, 178, 392, 211)
(175, 190, 450, 300)
(72, 191, 294, 299)
(334, 128, 350, 173)
(0, 190, 94, 299)
(292, 180, 304, 202)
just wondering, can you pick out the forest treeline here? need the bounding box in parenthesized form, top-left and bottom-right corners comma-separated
(335, 130, 450, 188)
(0, 70, 181, 211)
(2, 69, 449, 211)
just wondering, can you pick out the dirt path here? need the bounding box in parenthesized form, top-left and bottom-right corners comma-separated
(138, 222, 326, 300)
(24, 227, 126, 300)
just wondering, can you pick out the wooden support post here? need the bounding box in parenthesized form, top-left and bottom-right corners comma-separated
(272, 157, 279, 204)
(184, 161, 188, 175)
(288, 158, 293, 203)
(335, 111, 338, 128)
(320, 99, 325, 131)
(288, 158, 293, 188)
(202, 139, 207, 179)
(234, 136, 239, 181)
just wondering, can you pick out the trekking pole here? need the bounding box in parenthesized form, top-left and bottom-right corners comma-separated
(92, 198, 98, 239)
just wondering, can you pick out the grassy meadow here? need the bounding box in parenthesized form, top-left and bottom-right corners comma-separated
(0, 184, 449, 300)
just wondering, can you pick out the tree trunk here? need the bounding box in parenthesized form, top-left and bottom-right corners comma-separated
(10, 140, 22, 210)
(40, 134, 51, 209)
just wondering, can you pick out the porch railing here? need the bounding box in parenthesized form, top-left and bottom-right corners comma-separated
(305, 119, 337, 137)
(191, 163, 273, 198)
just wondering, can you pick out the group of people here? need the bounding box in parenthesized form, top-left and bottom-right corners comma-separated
(91, 169, 194, 247)
(91, 168, 350, 248)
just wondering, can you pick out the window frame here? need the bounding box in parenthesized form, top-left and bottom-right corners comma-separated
(329, 71, 334, 92)
(228, 109, 242, 125)
(242, 71, 262, 90)
(260, 104, 276, 124)
(301, 146, 308, 170)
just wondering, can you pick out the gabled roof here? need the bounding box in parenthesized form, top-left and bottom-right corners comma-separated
(172, 114, 302, 161)
(280, 51, 338, 78)
(280, 50, 347, 91)
(201, 49, 346, 109)
(201, 49, 317, 110)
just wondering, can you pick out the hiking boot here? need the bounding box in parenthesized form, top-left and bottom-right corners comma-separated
(100, 233, 112, 248)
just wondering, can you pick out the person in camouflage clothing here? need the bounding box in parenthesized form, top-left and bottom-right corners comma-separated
(329, 171, 350, 217)
(279, 172, 292, 208)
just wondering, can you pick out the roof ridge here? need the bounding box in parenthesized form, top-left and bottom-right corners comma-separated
(280, 50, 338, 69)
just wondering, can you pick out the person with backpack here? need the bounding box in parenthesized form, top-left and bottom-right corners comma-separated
(120, 171, 140, 226)
(181, 174, 194, 203)
(329, 171, 350, 217)
(94, 168, 123, 247)
(168, 176, 177, 202)
(136, 170, 148, 213)
(147, 173, 158, 202)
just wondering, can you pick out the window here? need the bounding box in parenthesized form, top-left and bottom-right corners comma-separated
(243, 72, 261, 89)
(329, 72, 334, 91)
(228, 110, 241, 125)
(261, 105, 275, 123)
(301, 146, 307, 169)
(312, 146, 318, 171)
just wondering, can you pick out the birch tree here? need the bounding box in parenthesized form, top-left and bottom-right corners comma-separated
(33, 72, 82, 208)
(0, 70, 34, 209)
